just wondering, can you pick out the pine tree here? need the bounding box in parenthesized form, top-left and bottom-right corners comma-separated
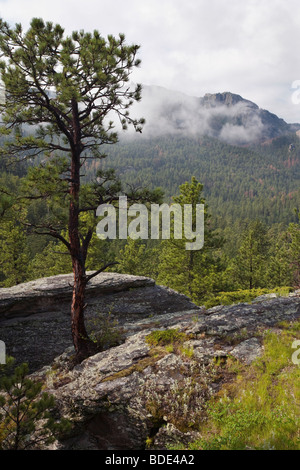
(157, 177, 223, 303)
(0, 173, 30, 286)
(266, 231, 292, 288)
(0, 218, 31, 286)
(0, 18, 160, 362)
(28, 239, 72, 279)
(231, 220, 270, 290)
(287, 212, 300, 288)
(0, 358, 70, 450)
(116, 238, 160, 278)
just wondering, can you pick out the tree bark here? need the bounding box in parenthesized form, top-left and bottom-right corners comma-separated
(68, 98, 95, 362)
(70, 260, 95, 361)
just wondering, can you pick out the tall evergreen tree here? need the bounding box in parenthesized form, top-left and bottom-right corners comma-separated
(116, 238, 160, 278)
(266, 231, 292, 288)
(0, 173, 30, 286)
(231, 220, 270, 290)
(287, 212, 300, 288)
(157, 177, 223, 303)
(0, 218, 30, 286)
(0, 18, 160, 362)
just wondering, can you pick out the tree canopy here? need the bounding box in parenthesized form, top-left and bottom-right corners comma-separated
(0, 17, 161, 361)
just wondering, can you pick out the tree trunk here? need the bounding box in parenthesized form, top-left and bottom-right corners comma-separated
(68, 98, 96, 362)
(70, 261, 88, 358)
(249, 237, 253, 290)
(188, 250, 194, 298)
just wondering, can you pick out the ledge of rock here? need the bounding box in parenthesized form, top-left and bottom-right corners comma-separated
(1, 273, 299, 451)
(32, 290, 299, 451)
(0, 272, 156, 318)
(0, 272, 201, 371)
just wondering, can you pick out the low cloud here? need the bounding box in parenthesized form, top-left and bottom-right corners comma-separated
(125, 85, 285, 145)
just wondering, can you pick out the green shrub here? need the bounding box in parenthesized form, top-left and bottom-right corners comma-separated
(204, 286, 293, 309)
(87, 312, 125, 351)
(145, 328, 188, 347)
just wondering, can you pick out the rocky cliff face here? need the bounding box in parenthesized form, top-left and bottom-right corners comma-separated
(2, 273, 298, 450)
(200, 92, 258, 109)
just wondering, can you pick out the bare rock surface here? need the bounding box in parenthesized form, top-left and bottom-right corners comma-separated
(0, 272, 200, 371)
(31, 287, 300, 450)
(1, 273, 299, 450)
(230, 337, 263, 365)
(0, 272, 156, 318)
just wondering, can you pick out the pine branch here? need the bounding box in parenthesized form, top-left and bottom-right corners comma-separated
(23, 222, 71, 251)
(85, 262, 119, 283)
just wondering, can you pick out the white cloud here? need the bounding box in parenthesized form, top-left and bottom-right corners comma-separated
(0, 0, 300, 122)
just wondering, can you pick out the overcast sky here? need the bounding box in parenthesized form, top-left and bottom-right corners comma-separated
(0, 0, 300, 123)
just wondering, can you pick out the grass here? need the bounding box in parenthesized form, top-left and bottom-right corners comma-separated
(203, 286, 293, 309)
(145, 328, 196, 358)
(145, 328, 189, 347)
(181, 321, 300, 450)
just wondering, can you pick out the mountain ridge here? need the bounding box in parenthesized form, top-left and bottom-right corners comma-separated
(129, 86, 300, 145)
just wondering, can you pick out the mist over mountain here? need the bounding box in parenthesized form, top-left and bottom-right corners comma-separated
(99, 85, 300, 227)
(128, 86, 300, 145)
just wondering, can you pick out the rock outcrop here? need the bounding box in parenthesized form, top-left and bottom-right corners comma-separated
(0, 272, 156, 318)
(1, 274, 299, 450)
(0, 272, 200, 371)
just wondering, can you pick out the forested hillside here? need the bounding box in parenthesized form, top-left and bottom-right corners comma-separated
(0, 86, 299, 308)
(87, 132, 300, 227)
